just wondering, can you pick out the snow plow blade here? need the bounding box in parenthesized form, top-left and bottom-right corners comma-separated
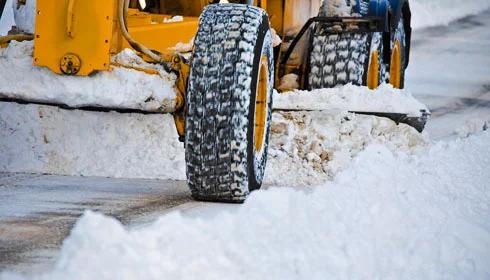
(351, 111, 430, 133)
(273, 86, 430, 133)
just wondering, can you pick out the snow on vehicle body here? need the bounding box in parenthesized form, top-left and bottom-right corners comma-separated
(0, 0, 428, 202)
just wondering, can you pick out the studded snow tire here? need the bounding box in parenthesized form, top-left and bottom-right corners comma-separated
(308, 31, 369, 89)
(308, 0, 385, 89)
(185, 4, 274, 203)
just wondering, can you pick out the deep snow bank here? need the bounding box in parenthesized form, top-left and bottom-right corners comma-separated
(0, 102, 186, 180)
(0, 41, 178, 112)
(0, 99, 425, 183)
(3, 131, 489, 280)
(411, 0, 490, 29)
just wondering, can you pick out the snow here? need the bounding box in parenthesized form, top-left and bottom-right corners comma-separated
(1, 98, 426, 184)
(0, 1, 488, 278)
(0, 41, 178, 112)
(0, 38, 428, 182)
(0, 102, 186, 181)
(0, 0, 15, 35)
(277, 73, 300, 91)
(2, 130, 489, 280)
(168, 37, 194, 53)
(265, 110, 426, 185)
(405, 8, 490, 139)
(270, 28, 282, 47)
(455, 119, 489, 138)
(411, 0, 490, 29)
(163, 15, 184, 23)
(274, 83, 429, 117)
(321, 0, 352, 16)
(12, 0, 35, 33)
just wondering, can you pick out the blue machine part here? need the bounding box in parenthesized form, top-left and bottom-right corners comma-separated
(353, 0, 407, 32)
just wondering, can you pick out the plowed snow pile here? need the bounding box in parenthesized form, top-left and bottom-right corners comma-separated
(265, 111, 426, 186)
(273, 84, 428, 116)
(0, 41, 178, 112)
(0, 101, 426, 183)
(2, 131, 489, 280)
(0, 102, 186, 180)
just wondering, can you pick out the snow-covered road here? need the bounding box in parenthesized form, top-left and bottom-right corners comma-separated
(1, 7, 490, 278)
(406, 9, 490, 138)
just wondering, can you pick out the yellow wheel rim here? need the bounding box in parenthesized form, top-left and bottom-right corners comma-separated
(254, 56, 268, 153)
(367, 50, 379, 89)
(390, 40, 402, 88)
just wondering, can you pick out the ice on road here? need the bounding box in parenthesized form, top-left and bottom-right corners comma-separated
(2, 131, 489, 280)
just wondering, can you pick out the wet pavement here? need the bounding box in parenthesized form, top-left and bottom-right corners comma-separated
(0, 173, 193, 272)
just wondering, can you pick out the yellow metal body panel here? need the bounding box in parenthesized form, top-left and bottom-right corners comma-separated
(33, 1, 198, 76)
(266, 0, 284, 35)
(34, 0, 115, 76)
(124, 17, 199, 54)
(126, 8, 153, 26)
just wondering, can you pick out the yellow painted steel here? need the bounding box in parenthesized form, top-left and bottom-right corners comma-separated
(34, 0, 114, 76)
(65, 0, 76, 38)
(389, 40, 402, 89)
(124, 17, 198, 54)
(266, 0, 284, 36)
(367, 50, 379, 89)
(172, 57, 190, 140)
(34, 0, 198, 76)
(254, 56, 269, 153)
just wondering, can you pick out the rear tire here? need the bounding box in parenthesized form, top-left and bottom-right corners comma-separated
(308, 0, 382, 89)
(308, 31, 368, 89)
(185, 4, 274, 203)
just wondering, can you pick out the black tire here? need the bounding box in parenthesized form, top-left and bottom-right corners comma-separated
(308, 0, 376, 89)
(185, 4, 274, 203)
(308, 31, 368, 89)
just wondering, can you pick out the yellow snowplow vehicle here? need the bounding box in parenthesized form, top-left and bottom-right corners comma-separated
(0, 0, 427, 202)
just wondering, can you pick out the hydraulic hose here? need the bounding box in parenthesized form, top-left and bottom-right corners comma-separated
(118, 0, 166, 64)
(0, 34, 34, 45)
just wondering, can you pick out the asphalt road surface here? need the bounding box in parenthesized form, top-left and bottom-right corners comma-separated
(0, 173, 197, 272)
